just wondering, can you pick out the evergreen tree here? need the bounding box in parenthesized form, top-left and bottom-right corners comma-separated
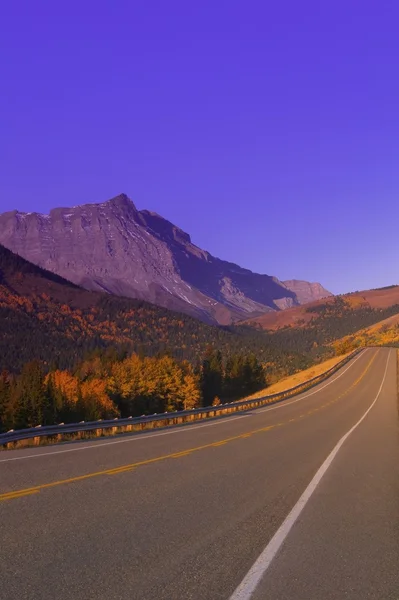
(14, 361, 46, 428)
(223, 354, 244, 398)
(43, 372, 64, 424)
(0, 370, 11, 432)
(201, 347, 223, 406)
(243, 354, 266, 392)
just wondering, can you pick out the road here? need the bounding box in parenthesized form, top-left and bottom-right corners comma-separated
(0, 347, 398, 599)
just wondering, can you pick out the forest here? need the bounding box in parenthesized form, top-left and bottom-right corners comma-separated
(267, 297, 399, 358)
(0, 348, 265, 432)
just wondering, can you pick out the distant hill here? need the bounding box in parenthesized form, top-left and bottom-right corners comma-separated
(0, 244, 309, 374)
(331, 312, 399, 354)
(281, 280, 332, 305)
(244, 286, 399, 331)
(244, 290, 399, 360)
(0, 194, 331, 325)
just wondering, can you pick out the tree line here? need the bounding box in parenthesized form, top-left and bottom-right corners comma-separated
(0, 348, 266, 432)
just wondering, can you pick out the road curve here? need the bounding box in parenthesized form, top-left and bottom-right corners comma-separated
(0, 347, 398, 600)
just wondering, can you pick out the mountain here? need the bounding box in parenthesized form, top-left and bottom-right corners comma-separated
(0, 194, 331, 324)
(282, 280, 332, 305)
(0, 243, 308, 374)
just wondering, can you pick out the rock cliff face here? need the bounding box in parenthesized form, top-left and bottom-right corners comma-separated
(282, 280, 332, 305)
(0, 194, 332, 324)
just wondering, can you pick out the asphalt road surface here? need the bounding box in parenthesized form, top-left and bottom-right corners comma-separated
(1, 347, 398, 600)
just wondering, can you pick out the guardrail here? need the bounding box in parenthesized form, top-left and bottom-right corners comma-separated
(0, 349, 363, 449)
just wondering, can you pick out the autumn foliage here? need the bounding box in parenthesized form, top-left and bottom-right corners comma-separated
(0, 349, 265, 432)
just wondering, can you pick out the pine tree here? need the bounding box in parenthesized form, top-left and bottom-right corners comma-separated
(0, 370, 11, 432)
(15, 361, 46, 427)
(201, 347, 223, 406)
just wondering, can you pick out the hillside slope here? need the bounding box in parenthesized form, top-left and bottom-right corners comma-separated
(0, 243, 308, 374)
(0, 194, 331, 324)
(245, 286, 399, 331)
(332, 312, 399, 353)
(246, 292, 399, 360)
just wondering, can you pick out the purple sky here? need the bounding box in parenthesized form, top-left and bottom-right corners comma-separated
(1, 1, 399, 294)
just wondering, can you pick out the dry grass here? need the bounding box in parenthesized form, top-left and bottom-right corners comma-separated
(243, 353, 351, 401)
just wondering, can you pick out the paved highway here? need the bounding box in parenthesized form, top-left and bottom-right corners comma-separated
(0, 347, 397, 599)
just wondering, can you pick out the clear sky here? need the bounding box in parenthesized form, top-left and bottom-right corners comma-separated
(1, 1, 398, 294)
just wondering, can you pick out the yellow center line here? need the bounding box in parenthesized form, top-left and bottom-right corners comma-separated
(0, 351, 378, 502)
(107, 466, 137, 475)
(170, 451, 193, 458)
(2, 490, 39, 500)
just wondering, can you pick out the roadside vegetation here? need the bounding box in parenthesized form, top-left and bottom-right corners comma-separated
(0, 347, 265, 432)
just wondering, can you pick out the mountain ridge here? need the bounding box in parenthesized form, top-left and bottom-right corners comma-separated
(0, 242, 309, 374)
(0, 193, 332, 324)
(244, 285, 399, 331)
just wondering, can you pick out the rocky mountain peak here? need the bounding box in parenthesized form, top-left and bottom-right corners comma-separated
(0, 194, 332, 324)
(283, 279, 333, 305)
(106, 193, 136, 210)
(139, 210, 192, 245)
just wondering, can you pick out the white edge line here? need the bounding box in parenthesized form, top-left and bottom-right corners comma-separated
(0, 349, 367, 464)
(229, 349, 390, 600)
(0, 415, 247, 463)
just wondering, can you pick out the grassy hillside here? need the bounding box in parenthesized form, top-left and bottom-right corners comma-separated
(332, 313, 399, 354)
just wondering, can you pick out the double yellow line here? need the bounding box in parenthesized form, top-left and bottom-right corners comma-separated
(0, 351, 378, 503)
